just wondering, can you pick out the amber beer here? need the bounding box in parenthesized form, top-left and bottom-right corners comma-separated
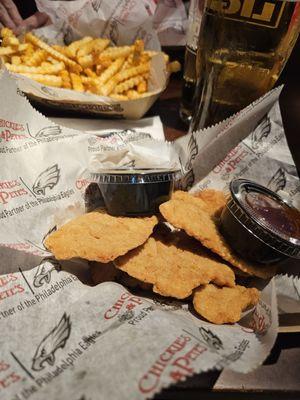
(190, 0, 300, 130)
(179, 0, 203, 124)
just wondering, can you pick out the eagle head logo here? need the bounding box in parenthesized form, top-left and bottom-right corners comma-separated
(251, 116, 271, 150)
(31, 313, 71, 371)
(33, 258, 61, 288)
(267, 167, 286, 193)
(32, 164, 60, 196)
(199, 327, 223, 351)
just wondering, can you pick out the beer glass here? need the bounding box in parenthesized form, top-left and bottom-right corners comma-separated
(190, 0, 300, 131)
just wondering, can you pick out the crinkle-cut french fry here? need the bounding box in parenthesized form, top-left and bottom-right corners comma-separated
(23, 43, 34, 58)
(76, 40, 96, 58)
(70, 72, 84, 92)
(99, 79, 117, 96)
(59, 70, 72, 89)
(168, 60, 181, 73)
(27, 49, 47, 66)
(98, 57, 125, 85)
(0, 47, 15, 56)
(25, 33, 82, 73)
(81, 76, 97, 85)
(77, 54, 94, 68)
(1, 55, 9, 63)
(93, 38, 110, 54)
(66, 36, 93, 58)
(52, 45, 70, 57)
(84, 68, 96, 78)
(1, 28, 14, 38)
(0, 55, 12, 65)
(5, 62, 65, 75)
(163, 53, 170, 64)
(96, 64, 106, 75)
(83, 82, 98, 94)
(41, 61, 53, 68)
(18, 72, 62, 87)
(98, 46, 134, 62)
(113, 75, 145, 94)
(97, 58, 112, 70)
(114, 62, 150, 84)
(110, 93, 128, 101)
(18, 44, 29, 52)
(126, 89, 141, 99)
(144, 50, 169, 63)
(139, 53, 151, 64)
(2, 36, 19, 47)
(137, 78, 147, 94)
(132, 39, 144, 65)
(11, 56, 22, 65)
(143, 50, 158, 58)
(46, 56, 60, 64)
(98, 62, 149, 96)
(77, 38, 108, 58)
(121, 53, 133, 71)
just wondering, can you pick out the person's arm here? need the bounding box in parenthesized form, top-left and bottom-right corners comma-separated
(0, 0, 23, 32)
(22, 11, 50, 32)
(0, 0, 50, 34)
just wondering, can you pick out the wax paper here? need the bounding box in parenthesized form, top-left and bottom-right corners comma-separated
(0, 71, 299, 400)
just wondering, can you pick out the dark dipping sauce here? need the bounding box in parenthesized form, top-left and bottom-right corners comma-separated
(91, 169, 179, 216)
(220, 179, 300, 264)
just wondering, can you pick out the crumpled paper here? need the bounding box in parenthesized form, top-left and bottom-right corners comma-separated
(0, 70, 299, 400)
(35, 0, 188, 48)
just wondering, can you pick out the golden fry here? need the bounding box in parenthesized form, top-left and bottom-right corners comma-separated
(98, 57, 125, 85)
(98, 45, 133, 62)
(121, 53, 133, 71)
(66, 36, 93, 58)
(70, 72, 84, 92)
(115, 63, 150, 84)
(113, 75, 145, 94)
(17, 44, 29, 52)
(132, 39, 144, 65)
(59, 70, 72, 89)
(1, 28, 14, 38)
(11, 56, 22, 65)
(137, 78, 147, 93)
(168, 60, 181, 73)
(18, 72, 62, 87)
(77, 38, 109, 58)
(84, 68, 97, 78)
(5, 62, 65, 74)
(27, 49, 48, 66)
(77, 54, 94, 68)
(126, 89, 141, 99)
(25, 33, 82, 73)
(0, 47, 15, 56)
(93, 38, 110, 54)
(2, 36, 19, 47)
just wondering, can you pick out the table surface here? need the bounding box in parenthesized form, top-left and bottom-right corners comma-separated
(32, 43, 300, 399)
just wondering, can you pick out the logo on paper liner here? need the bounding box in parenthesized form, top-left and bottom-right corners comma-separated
(267, 167, 286, 192)
(33, 258, 61, 288)
(198, 327, 223, 351)
(31, 313, 71, 371)
(32, 164, 60, 196)
(251, 116, 271, 149)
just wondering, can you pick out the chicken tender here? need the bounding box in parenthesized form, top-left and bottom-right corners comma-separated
(45, 211, 158, 263)
(193, 284, 260, 324)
